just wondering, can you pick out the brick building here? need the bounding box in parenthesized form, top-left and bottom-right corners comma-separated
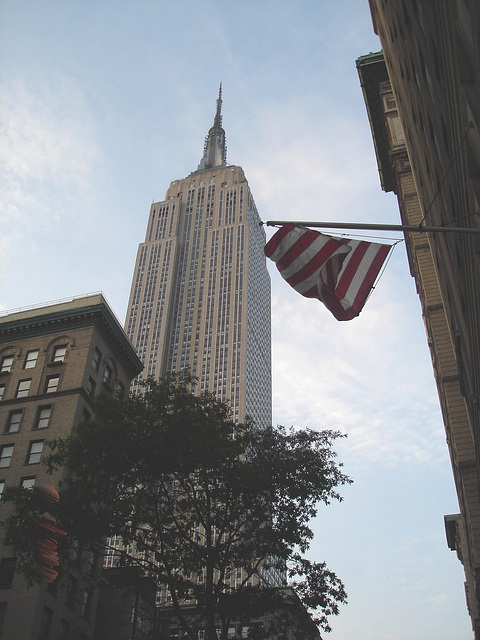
(357, 0, 480, 634)
(0, 293, 142, 639)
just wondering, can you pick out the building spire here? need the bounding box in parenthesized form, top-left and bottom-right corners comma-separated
(214, 82, 223, 128)
(197, 83, 227, 170)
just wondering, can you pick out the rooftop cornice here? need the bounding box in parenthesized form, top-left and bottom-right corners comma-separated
(0, 299, 143, 379)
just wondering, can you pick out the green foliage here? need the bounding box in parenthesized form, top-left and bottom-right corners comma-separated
(2, 371, 352, 636)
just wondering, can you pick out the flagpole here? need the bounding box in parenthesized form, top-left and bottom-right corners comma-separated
(265, 221, 480, 235)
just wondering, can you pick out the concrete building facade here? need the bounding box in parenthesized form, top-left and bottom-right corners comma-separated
(125, 87, 271, 428)
(0, 294, 142, 640)
(358, 0, 480, 634)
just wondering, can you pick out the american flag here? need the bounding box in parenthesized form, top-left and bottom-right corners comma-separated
(265, 223, 391, 321)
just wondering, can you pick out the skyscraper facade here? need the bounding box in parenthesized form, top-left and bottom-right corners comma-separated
(125, 88, 271, 427)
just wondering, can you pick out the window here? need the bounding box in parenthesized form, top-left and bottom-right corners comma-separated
(6, 410, 22, 434)
(52, 345, 67, 363)
(92, 347, 102, 371)
(80, 588, 92, 618)
(24, 350, 39, 369)
(65, 576, 77, 608)
(0, 558, 16, 587)
(0, 356, 13, 373)
(116, 380, 125, 396)
(71, 539, 81, 562)
(0, 482, 5, 498)
(16, 379, 31, 398)
(0, 385, 5, 401)
(45, 375, 59, 393)
(35, 406, 52, 429)
(87, 551, 98, 576)
(103, 364, 112, 385)
(0, 445, 14, 468)
(86, 377, 96, 396)
(21, 476, 36, 489)
(26, 440, 44, 465)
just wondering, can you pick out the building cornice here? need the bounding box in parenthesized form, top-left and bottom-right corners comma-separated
(0, 297, 143, 380)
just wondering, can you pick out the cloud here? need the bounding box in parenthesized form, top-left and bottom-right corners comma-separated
(426, 594, 450, 606)
(268, 248, 446, 470)
(234, 95, 449, 474)
(239, 99, 387, 225)
(1, 77, 100, 200)
(0, 76, 102, 308)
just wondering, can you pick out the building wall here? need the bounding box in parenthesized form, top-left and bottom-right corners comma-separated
(358, 1, 480, 632)
(0, 294, 142, 640)
(366, 0, 480, 441)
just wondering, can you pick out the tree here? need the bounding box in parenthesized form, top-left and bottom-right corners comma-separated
(3, 371, 352, 638)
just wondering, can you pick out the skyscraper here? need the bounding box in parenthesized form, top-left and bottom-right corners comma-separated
(125, 87, 271, 427)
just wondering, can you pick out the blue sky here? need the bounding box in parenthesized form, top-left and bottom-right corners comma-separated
(0, 1, 472, 638)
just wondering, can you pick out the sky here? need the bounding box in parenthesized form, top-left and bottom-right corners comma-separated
(0, 1, 472, 638)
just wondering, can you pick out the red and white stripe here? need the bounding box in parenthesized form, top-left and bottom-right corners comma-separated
(265, 224, 391, 321)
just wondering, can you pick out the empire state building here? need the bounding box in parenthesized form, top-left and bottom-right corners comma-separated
(125, 87, 271, 427)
